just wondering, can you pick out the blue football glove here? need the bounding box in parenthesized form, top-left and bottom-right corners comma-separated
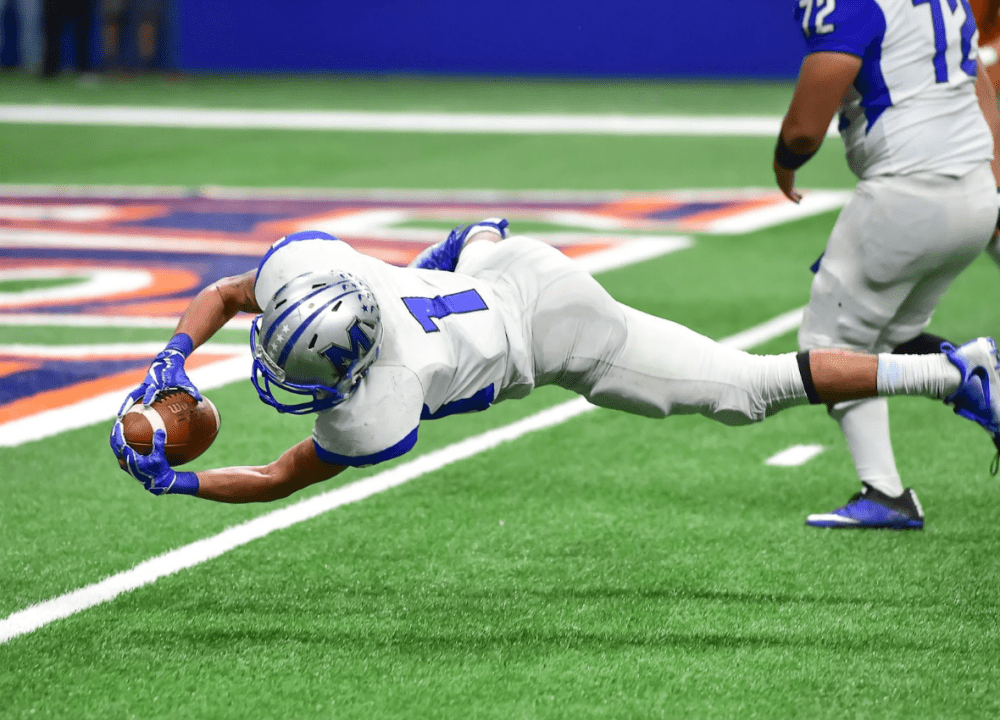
(119, 333, 201, 415)
(409, 218, 509, 271)
(110, 423, 199, 496)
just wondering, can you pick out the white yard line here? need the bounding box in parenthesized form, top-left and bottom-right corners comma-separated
(714, 307, 804, 351)
(0, 307, 804, 645)
(0, 104, 839, 137)
(703, 191, 850, 234)
(568, 237, 693, 274)
(765, 444, 826, 467)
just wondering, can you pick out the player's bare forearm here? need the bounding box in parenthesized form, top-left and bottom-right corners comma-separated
(780, 52, 861, 151)
(194, 437, 346, 503)
(173, 270, 261, 350)
(975, 59, 1000, 186)
(775, 52, 862, 204)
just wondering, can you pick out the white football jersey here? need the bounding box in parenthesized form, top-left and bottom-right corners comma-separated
(255, 237, 525, 467)
(796, 0, 993, 178)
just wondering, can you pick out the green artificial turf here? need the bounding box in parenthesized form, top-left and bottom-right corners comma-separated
(0, 277, 83, 293)
(0, 72, 798, 114)
(0, 123, 855, 190)
(1, 75, 998, 720)
(0, 325, 249, 346)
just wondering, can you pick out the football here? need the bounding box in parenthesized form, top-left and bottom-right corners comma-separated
(121, 390, 221, 466)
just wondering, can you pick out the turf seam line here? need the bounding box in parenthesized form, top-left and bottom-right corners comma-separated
(0, 306, 804, 645)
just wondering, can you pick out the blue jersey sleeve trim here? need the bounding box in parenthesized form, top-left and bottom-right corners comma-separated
(313, 426, 419, 467)
(421, 384, 495, 420)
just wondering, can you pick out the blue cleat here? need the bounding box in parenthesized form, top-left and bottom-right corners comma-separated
(942, 337, 1000, 472)
(409, 218, 509, 272)
(806, 484, 924, 529)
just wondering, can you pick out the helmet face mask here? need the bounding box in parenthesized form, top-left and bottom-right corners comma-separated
(250, 271, 383, 414)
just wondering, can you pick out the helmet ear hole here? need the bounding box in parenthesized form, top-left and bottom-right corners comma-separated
(308, 334, 318, 349)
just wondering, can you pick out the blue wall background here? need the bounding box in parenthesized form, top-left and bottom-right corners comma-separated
(2, 1, 808, 78)
(177, 1, 807, 79)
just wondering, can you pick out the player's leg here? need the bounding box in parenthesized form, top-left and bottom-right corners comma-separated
(70, 0, 92, 73)
(502, 237, 974, 422)
(798, 202, 914, 524)
(40, 0, 63, 77)
(459, 229, 1000, 479)
(486, 232, 987, 430)
(133, 0, 164, 69)
(800, 169, 994, 528)
(577, 302, 997, 431)
(464, 234, 799, 420)
(20, 0, 43, 75)
(101, 0, 125, 71)
(409, 219, 509, 271)
(834, 338, 953, 502)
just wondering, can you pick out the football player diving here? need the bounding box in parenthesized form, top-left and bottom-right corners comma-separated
(110, 221, 1000, 507)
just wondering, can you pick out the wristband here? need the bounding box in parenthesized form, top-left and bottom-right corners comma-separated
(170, 471, 200, 496)
(165, 333, 195, 358)
(774, 136, 817, 170)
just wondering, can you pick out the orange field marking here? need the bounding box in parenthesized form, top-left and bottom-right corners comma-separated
(0, 359, 43, 378)
(0, 352, 237, 425)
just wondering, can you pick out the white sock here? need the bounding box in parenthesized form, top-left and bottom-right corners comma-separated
(830, 397, 904, 497)
(876, 354, 961, 399)
(757, 353, 812, 415)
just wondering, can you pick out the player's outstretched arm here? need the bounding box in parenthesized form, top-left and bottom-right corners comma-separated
(193, 438, 347, 504)
(975, 59, 1000, 189)
(974, 59, 1000, 260)
(774, 51, 862, 203)
(118, 270, 262, 411)
(112, 427, 347, 502)
(174, 269, 261, 350)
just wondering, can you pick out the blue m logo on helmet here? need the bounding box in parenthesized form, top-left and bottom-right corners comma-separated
(321, 320, 377, 373)
(251, 269, 384, 415)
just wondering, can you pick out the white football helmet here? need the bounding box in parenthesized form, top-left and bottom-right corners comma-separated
(250, 270, 383, 414)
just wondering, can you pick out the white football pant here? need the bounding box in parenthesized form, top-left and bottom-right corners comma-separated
(459, 236, 807, 425)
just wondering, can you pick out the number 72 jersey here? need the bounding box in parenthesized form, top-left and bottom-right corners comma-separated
(795, 0, 993, 179)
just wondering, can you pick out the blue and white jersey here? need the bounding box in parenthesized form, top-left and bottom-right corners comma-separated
(255, 237, 521, 467)
(795, 0, 993, 178)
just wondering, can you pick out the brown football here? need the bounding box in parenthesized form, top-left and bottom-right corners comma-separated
(121, 390, 221, 466)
